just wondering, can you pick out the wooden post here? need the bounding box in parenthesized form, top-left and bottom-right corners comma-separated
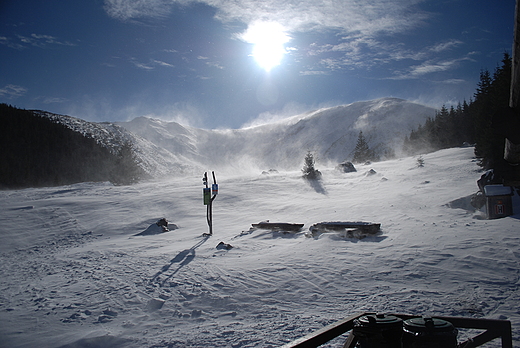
(510, 0, 520, 110)
(506, 0, 520, 164)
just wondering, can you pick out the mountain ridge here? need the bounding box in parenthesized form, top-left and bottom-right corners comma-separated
(1, 97, 438, 188)
(119, 97, 437, 172)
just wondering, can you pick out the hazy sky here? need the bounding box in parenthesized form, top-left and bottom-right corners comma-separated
(0, 0, 515, 128)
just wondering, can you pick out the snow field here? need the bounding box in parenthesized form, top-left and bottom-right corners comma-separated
(0, 147, 519, 348)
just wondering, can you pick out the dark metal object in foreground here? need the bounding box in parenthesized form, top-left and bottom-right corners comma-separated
(280, 312, 513, 348)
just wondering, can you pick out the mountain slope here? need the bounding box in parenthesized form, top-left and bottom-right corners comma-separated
(0, 104, 137, 188)
(1, 98, 437, 187)
(119, 98, 436, 172)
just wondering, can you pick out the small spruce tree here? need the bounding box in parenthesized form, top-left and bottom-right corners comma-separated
(302, 151, 321, 180)
(416, 155, 425, 167)
(352, 131, 375, 163)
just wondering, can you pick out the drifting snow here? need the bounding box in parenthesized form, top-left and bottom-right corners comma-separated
(119, 98, 436, 173)
(0, 147, 519, 347)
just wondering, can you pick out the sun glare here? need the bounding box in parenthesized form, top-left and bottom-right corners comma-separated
(242, 21, 290, 72)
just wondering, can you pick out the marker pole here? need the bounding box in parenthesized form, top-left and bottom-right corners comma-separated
(203, 171, 218, 236)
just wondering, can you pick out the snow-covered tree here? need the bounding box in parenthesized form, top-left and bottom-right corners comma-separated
(302, 151, 321, 180)
(352, 131, 376, 163)
(416, 155, 425, 167)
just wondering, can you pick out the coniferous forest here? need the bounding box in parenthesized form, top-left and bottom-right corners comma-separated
(403, 53, 512, 171)
(0, 104, 144, 189)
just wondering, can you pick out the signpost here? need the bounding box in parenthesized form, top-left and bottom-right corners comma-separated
(203, 171, 218, 236)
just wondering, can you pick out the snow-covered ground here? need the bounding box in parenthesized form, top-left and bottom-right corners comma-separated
(1, 146, 519, 348)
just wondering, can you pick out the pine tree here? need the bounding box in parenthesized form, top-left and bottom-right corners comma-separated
(352, 131, 374, 163)
(302, 151, 321, 180)
(473, 53, 512, 169)
(402, 52, 512, 165)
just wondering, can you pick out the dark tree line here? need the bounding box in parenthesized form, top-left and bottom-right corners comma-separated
(0, 104, 145, 189)
(403, 53, 512, 170)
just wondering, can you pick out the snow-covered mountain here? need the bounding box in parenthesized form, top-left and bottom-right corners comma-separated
(25, 97, 436, 180)
(34, 110, 200, 177)
(119, 98, 436, 173)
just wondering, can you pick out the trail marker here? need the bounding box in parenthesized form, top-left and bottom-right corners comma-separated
(202, 171, 218, 236)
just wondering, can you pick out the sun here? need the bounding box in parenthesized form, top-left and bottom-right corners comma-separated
(241, 21, 290, 72)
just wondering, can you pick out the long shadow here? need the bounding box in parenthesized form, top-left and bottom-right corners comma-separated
(151, 235, 210, 286)
(306, 178, 327, 195)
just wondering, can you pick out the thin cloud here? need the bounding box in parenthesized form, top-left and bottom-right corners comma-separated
(390, 56, 472, 80)
(299, 70, 329, 76)
(43, 97, 68, 104)
(206, 61, 224, 69)
(101, 0, 437, 78)
(130, 57, 175, 69)
(0, 84, 27, 98)
(1, 34, 76, 49)
(153, 59, 175, 67)
(103, 1, 476, 83)
(429, 40, 462, 53)
(438, 78, 465, 84)
(103, 0, 175, 20)
(103, 0, 429, 37)
(20, 34, 75, 48)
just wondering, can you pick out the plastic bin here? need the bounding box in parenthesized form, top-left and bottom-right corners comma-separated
(483, 185, 513, 219)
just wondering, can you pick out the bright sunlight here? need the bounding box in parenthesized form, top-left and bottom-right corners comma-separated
(241, 21, 290, 72)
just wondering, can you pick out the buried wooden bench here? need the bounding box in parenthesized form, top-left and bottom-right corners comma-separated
(310, 221, 381, 234)
(251, 222, 304, 232)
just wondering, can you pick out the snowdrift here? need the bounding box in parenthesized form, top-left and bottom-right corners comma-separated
(0, 146, 519, 348)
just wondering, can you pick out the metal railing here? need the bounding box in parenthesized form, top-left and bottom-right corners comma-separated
(280, 312, 513, 348)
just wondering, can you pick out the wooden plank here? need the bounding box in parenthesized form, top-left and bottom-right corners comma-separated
(510, 0, 520, 110)
(251, 222, 304, 231)
(279, 312, 366, 348)
(311, 221, 381, 234)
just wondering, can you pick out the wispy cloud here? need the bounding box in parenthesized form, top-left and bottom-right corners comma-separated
(299, 70, 329, 76)
(429, 40, 462, 53)
(130, 57, 175, 69)
(103, 0, 175, 20)
(103, 0, 428, 37)
(19, 34, 75, 48)
(293, 37, 471, 79)
(42, 97, 68, 104)
(0, 84, 27, 98)
(103, 0, 476, 81)
(390, 56, 474, 80)
(0, 33, 76, 49)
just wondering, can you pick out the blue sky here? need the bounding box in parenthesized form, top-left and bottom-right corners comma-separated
(0, 0, 515, 129)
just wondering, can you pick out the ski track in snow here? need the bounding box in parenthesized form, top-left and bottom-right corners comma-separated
(0, 147, 519, 348)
